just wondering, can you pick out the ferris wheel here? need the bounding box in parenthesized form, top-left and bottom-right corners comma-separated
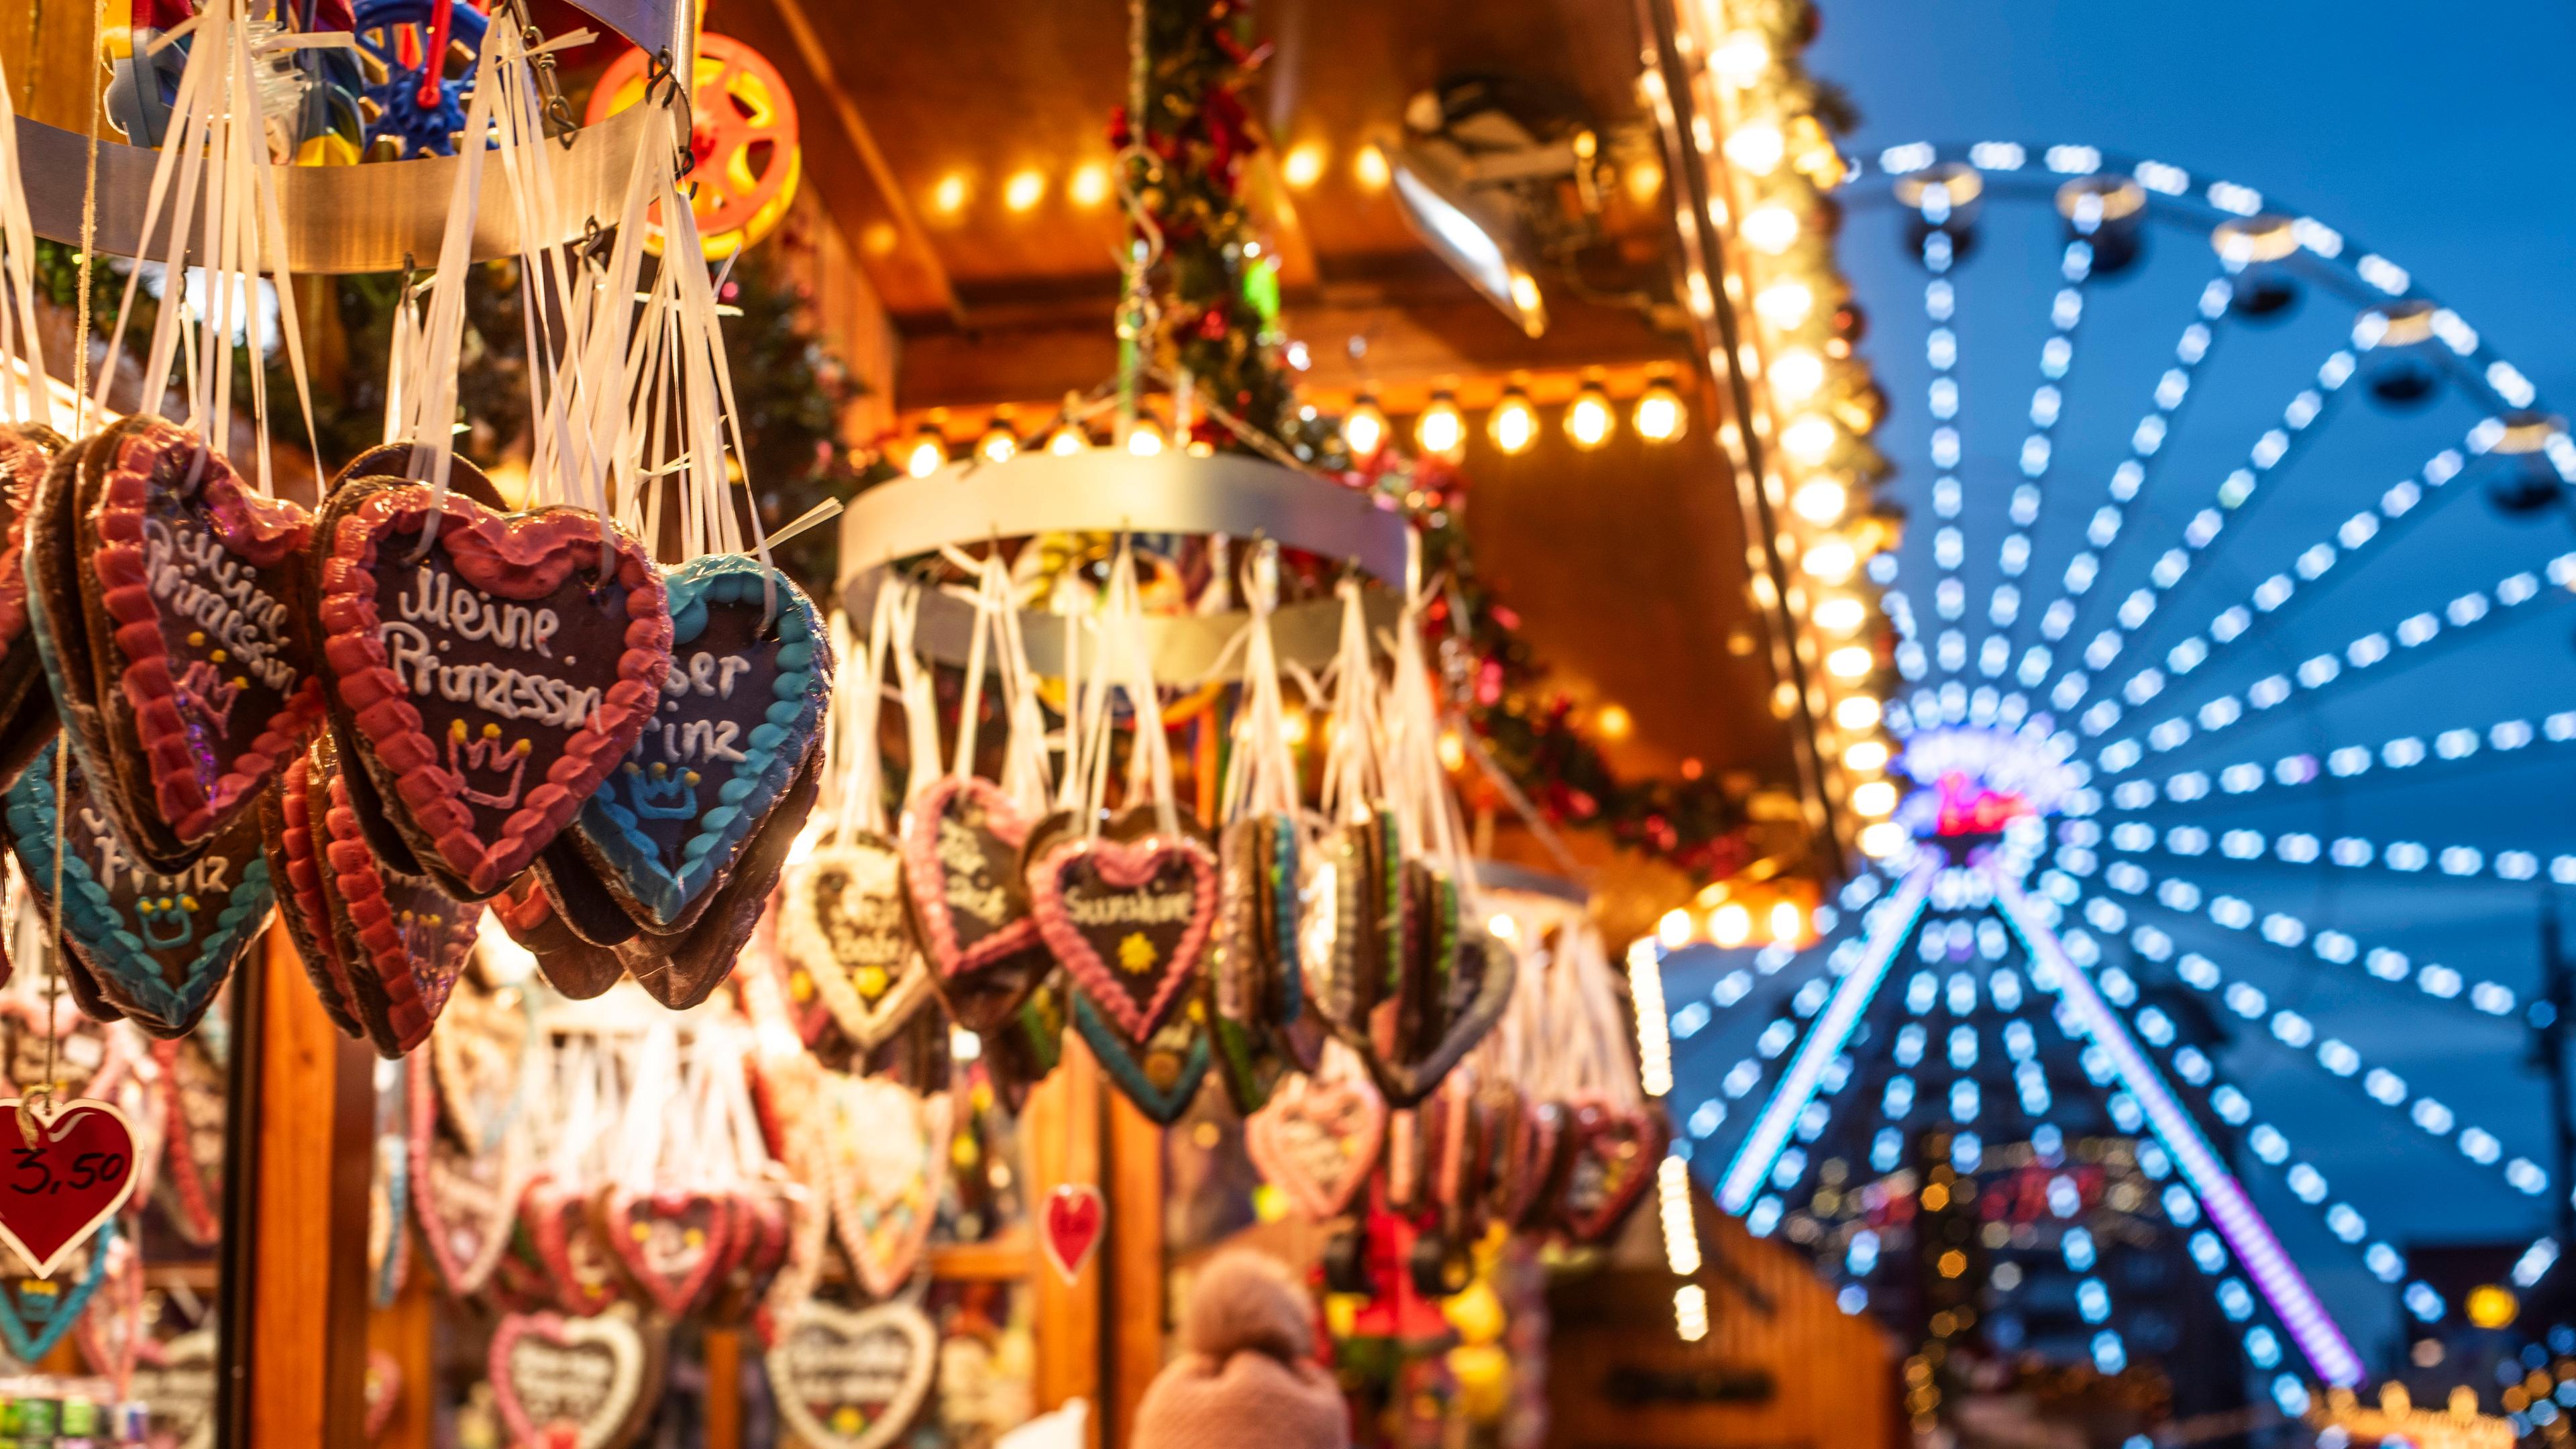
(1666, 139, 2576, 1430)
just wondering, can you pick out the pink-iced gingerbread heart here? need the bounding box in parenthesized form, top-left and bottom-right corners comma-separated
(1025, 832, 1219, 1043)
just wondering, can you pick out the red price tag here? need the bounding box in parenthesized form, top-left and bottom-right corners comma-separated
(0, 1098, 140, 1277)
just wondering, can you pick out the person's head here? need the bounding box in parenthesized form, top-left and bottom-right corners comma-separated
(1130, 1250, 1349, 1449)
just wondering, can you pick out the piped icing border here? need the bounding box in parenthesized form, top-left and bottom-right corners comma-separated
(1026, 832, 1219, 1042)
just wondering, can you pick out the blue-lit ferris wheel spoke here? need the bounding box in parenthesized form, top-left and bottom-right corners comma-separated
(2038, 852, 2526, 1022)
(2087, 707, 2576, 817)
(1988, 863, 2365, 1387)
(2092, 808, 2576, 898)
(2080, 551, 2576, 771)
(1986, 282, 2234, 674)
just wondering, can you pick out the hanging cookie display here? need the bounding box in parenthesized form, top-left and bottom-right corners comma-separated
(765, 1298, 940, 1449)
(3, 742, 270, 1036)
(311, 731, 488, 1057)
(0, 94, 62, 791)
(1207, 542, 1313, 1114)
(488, 1308, 665, 1449)
(1246, 1040, 1389, 1222)
(1538, 921, 1668, 1244)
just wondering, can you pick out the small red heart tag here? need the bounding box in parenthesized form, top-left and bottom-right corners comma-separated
(1040, 1183, 1104, 1283)
(0, 1097, 142, 1277)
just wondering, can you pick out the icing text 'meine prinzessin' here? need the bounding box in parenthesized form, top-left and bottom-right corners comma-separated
(144, 519, 298, 691)
(378, 567, 600, 731)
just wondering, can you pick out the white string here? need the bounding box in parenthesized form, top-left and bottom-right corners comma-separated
(1317, 581, 1384, 826)
(1220, 541, 1302, 825)
(0, 54, 56, 432)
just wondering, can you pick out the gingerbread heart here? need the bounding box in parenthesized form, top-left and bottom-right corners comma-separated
(612, 742, 824, 1010)
(974, 976, 1066, 1115)
(266, 741, 365, 1038)
(318, 735, 488, 1057)
(0, 421, 64, 790)
(488, 1309, 661, 1449)
(155, 1032, 226, 1246)
(0, 1217, 117, 1362)
(1073, 992, 1211, 1125)
(1358, 919, 1515, 1108)
(521, 1173, 627, 1317)
(431, 969, 531, 1152)
(825, 1077, 953, 1300)
(134, 1326, 221, 1449)
(572, 556, 830, 932)
(1554, 1098, 1671, 1243)
(494, 877, 627, 1000)
(409, 1051, 525, 1296)
(1487, 1091, 1565, 1230)
(900, 775, 1046, 1029)
(5, 740, 272, 1036)
(784, 836, 934, 1051)
(1210, 814, 1304, 1113)
(1028, 824, 1220, 1046)
(765, 1299, 938, 1449)
(1303, 809, 1398, 1034)
(40, 417, 322, 867)
(1246, 1060, 1389, 1221)
(599, 1186, 736, 1319)
(315, 478, 672, 899)
(365, 1348, 404, 1442)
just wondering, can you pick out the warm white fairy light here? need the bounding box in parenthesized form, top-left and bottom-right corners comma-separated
(1673, 1283, 1711, 1341)
(1627, 937, 1675, 1097)
(1658, 1155, 1702, 1275)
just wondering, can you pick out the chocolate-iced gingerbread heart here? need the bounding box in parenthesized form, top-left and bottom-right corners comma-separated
(409, 1051, 525, 1296)
(488, 1309, 662, 1449)
(0, 421, 65, 788)
(1245, 1063, 1387, 1221)
(572, 555, 829, 933)
(316, 732, 487, 1057)
(5, 739, 272, 1036)
(1026, 811, 1221, 1049)
(315, 476, 671, 899)
(765, 1300, 938, 1449)
(784, 835, 933, 1051)
(1348, 862, 1514, 1108)
(975, 975, 1066, 1114)
(1554, 1097, 1670, 1243)
(1073, 991, 1212, 1125)
(1485, 1089, 1566, 1230)
(1304, 808, 1399, 1036)
(264, 743, 366, 1038)
(613, 742, 823, 1009)
(1210, 814, 1305, 1113)
(494, 876, 629, 1000)
(901, 775, 1050, 1030)
(600, 1186, 737, 1318)
(521, 1174, 628, 1317)
(25, 417, 321, 869)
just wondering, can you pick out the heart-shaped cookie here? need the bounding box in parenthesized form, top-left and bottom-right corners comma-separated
(765, 1299, 938, 1449)
(900, 775, 1049, 1030)
(1357, 914, 1515, 1109)
(73, 1230, 146, 1383)
(1303, 809, 1399, 1036)
(521, 1173, 627, 1317)
(0, 1215, 117, 1361)
(599, 1186, 737, 1319)
(825, 1077, 953, 1300)
(1246, 1059, 1388, 1222)
(0, 421, 65, 790)
(494, 877, 628, 1000)
(155, 1032, 226, 1246)
(974, 975, 1066, 1115)
(1210, 814, 1305, 1114)
(1026, 822, 1220, 1046)
(32, 417, 321, 868)
(5, 740, 273, 1036)
(135, 1326, 221, 1449)
(317, 755, 487, 1056)
(266, 741, 366, 1038)
(784, 836, 933, 1051)
(431, 974, 530, 1158)
(1554, 1098, 1670, 1243)
(1485, 1090, 1564, 1230)
(488, 1309, 661, 1449)
(409, 1050, 526, 1296)
(315, 478, 672, 899)
(572, 556, 830, 932)
(611, 742, 824, 1010)
(1072, 991, 1211, 1125)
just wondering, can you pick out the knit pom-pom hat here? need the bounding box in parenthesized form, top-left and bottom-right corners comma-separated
(1130, 1251, 1350, 1449)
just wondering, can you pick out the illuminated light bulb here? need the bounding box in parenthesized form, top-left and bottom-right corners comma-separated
(1709, 902, 1753, 949)
(1353, 144, 1391, 191)
(1566, 383, 1616, 450)
(1489, 388, 1540, 455)
(1815, 594, 1866, 633)
(1825, 645, 1874, 680)
(1415, 390, 1466, 460)
(1754, 280, 1814, 329)
(1834, 696, 1881, 730)
(1489, 914, 1517, 941)
(1769, 348, 1827, 404)
(1770, 900, 1805, 944)
(1723, 121, 1784, 176)
(1633, 380, 1686, 443)
(1860, 820, 1910, 857)
(1711, 30, 1770, 87)
(1068, 164, 1112, 208)
(1656, 908, 1695, 949)
(929, 172, 971, 217)
(1843, 739, 1890, 773)
(1282, 142, 1327, 190)
(1781, 413, 1839, 465)
(1851, 780, 1898, 817)
(1046, 421, 1090, 455)
(977, 419, 1018, 464)
(1594, 702, 1633, 739)
(1509, 270, 1542, 317)
(1281, 710, 1311, 747)
(904, 425, 949, 478)
(1342, 396, 1389, 458)
(1792, 477, 1848, 523)
(1003, 170, 1045, 213)
(1801, 536, 1858, 583)
(1126, 415, 1168, 456)
(1741, 205, 1801, 255)
(1437, 729, 1466, 771)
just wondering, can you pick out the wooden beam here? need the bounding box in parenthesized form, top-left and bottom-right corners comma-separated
(1105, 1093, 1167, 1449)
(229, 929, 376, 1445)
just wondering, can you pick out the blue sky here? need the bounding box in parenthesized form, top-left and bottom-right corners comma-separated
(1670, 0, 2576, 1379)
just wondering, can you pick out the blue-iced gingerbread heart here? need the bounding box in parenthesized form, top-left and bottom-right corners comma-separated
(0, 1216, 117, 1362)
(573, 556, 831, 931)
(1073, 994, 1212, 1126)
(3, 740, 272, 1037)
